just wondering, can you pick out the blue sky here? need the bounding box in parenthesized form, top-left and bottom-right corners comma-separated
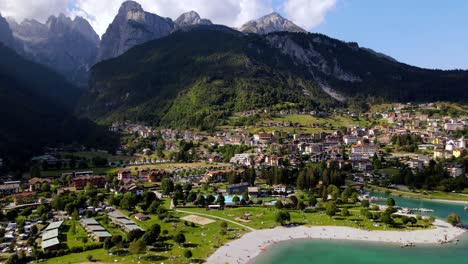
(281, 0, 468, 70)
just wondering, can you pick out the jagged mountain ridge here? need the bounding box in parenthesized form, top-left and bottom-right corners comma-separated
(6, 13, 100, 88)
(78, 26, 468, 130)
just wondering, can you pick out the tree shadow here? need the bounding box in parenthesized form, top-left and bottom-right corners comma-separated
(144, 255, 168, 261)
(183, 242, 199, 248)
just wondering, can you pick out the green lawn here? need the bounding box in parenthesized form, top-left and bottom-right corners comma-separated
(40, 162, 231, 177)
(178, 204, 429, 231)
(64, 220, 94, 248)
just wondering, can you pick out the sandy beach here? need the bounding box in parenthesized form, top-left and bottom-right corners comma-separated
(206, 219, 466, 264)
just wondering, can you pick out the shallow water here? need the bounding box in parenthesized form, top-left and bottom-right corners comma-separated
(252, 192, 468, 264)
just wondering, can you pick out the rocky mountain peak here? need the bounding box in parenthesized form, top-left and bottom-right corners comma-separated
(0, 14, 16, 49)
(175, 11, 212, 27)
(240, 12, 306, 34)
(98, 0, 174, 61)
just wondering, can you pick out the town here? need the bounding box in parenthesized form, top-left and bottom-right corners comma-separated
(0, 102, 466, 263)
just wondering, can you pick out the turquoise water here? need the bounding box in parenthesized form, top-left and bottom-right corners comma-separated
(368, 191, 468, 222)
(253, 236, 468, 264)
(252, 193, 468, 264)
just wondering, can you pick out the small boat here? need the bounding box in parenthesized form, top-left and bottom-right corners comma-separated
(464, 206, 468, 210)
(400, 242, 416, 248)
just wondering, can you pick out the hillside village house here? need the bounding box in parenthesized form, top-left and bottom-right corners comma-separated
(117, 170, 132, 181)
(202, 169, 245, 183)
(444, 122, 465, 131)
(226, 182, 249, 195)
(147, 169, 167, 182)
(72, 176, 106, 189)
(351, 144, 378, 158)
(230, 153, 253, 166)
(12, 192, 36, 205)
(273, 184, 291, 193)
(0, 181, 20, 195)
(28, 177, 52, 192)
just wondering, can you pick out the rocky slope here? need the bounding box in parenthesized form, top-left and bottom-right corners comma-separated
(7, 14, 99, 87)
(99, 1, 213, 61)
(240, 12, 306, 34)
(175, 11, 212, 29)
(78, 26, 468, 129)
(0, 14, 16, 49)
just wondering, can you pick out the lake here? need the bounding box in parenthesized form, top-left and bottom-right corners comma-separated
(252, 192, 468, 264)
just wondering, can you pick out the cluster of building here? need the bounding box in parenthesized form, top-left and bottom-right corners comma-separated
(41, 221, 64, 251)
(80, 218, 112, 242)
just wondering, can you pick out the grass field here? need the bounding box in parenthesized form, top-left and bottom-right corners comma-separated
(179, 204, 429, 231)
(63, 221, 94, 248)
(40, 162, 231, 177)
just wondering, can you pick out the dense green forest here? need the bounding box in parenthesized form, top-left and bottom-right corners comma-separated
(0, 44, 118, 173)
(79, 26, 468, 129)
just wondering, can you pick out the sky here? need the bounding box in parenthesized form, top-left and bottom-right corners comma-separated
(0, 0, 466, 70)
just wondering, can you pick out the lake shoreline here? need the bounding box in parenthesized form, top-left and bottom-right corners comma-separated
(367, 187, 468, 204)
(206, 219, 466, 264)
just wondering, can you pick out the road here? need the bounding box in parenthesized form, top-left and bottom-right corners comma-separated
(175, 209, 256, 231)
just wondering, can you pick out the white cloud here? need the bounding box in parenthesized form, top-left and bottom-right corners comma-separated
(0, 0, 73, 22)
(1, 0, 334, 37)
(283, 0, 336, 29)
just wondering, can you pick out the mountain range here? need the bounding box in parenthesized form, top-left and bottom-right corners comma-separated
(2, 1, 306, 85)
(0, 0, 467, 152)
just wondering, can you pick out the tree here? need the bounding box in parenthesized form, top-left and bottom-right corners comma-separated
(326, 185, 340, 199)
(408, 216, 417, 226)
(187, 191, 197, 202)
(120, 192, 138, 210)
(86, 254, 94, 262)
(85, 182, 96, 195)
(232, 195, 240, 205)
(242, 192, 249, 202)
(161, 178, 174, 195)
(309, 196, 317, 206)
(184, 249, 193, 259)
(289, 196, 298, 207)
(275, 210, 290, 225)
(275, 200, 283, 209)
(41, 183, 51, 193)
(148, 200, 161, 214)
(380, 212, 394, 225)
(341, 207, 350, 217)
(447, 213, 461, 226)
(129, 239, 146, 254)
(326, 201, 337, 217)
(386, 198, 395, 207)
(361, 199, 370, 208)
(30, 225, 38, 235)
(341, 188, 353, 203)
(127, 229, 144, 242)
(220, 221, 228, 230)
(174, 233, 186, 244)
(104, 237, 112, 250)
(195, 194, 206, 207)
(112, 235, 123, 246)
(350, 192, 359, 204)
(217, 194, 225, 207)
